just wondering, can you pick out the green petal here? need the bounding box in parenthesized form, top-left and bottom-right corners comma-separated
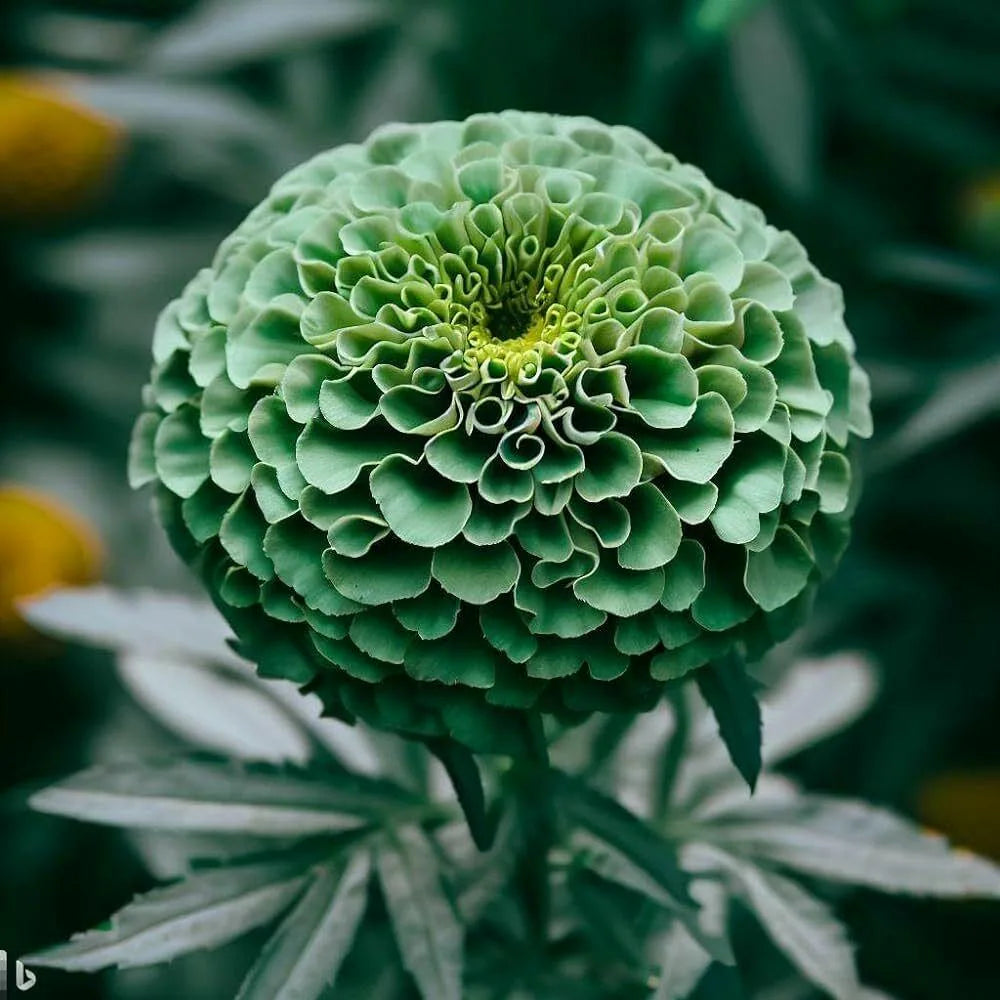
(181, 482, 233, 543)
(576, 432, 643, 501)
(404, 633, 496, 688)
(621, 345, 698, 429)
(264, 518, 360, 616)
(710, 435, 787, 545)
(311, 632, 397, 683)
(128, 412, 160, 488)
(209, 429, 256, 494)
(432, 538, 520, 604)
(349, 608, 413, 664)
(660, 539, 706, 611)
(319, 370, 383, 430)
(618, 482, 681, 570)
(480, 600, 539, 663)
(744, 525, 814, 612)
(154, 405, 211, 498)
(322, 544, 432, 605)
(516, 577, 607, 638)
(250, 463, 298, 523)
(426, 429, 499, 484)
(463, 497, 531, 545)
(816, 450, 851, 514)
(393, 587, 461, 640)
(691, 545, 755, 631)
(297, 420, 412, 494)
(226, 296, 305, 389)
(639, 391, 734, 485)
(219, 491, 273, 581)
(573, 560, 665, 617)
(370, 455, 472, 547)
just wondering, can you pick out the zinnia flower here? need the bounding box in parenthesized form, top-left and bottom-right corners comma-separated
(131, 112, 871, 754)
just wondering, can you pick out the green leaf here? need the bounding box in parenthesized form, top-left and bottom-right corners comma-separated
(236, 851, 371, 1000)
(704, 848, 860, 1000)
(652, 922, 712, 1000)
(560, 780, 734, 965)
(696, 653, 762, 790)
(25, 859, 310, 972)
(729, 3, 816, 197)
(29, 759, 415, 836)
(869, 246, 1000, 301)
(148, 0, 392, 73)
(709, 796, 1000, 897)
(874, 355, 1000, 468)
(116, 651, 312, 764)
(376, 825, 464, 1000)
(760, 653, 876, 766)
(426, 739, 497, 851)
(567, 867, 648, 967)
(20, 586, 246, 669)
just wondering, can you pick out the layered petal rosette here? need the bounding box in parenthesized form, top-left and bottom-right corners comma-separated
(130, 112, 872, 755)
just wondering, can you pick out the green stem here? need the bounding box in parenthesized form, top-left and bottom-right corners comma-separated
(510, 715, 556, 966)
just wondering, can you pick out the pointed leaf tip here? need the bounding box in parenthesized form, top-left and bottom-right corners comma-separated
(696, 651, 762, 791)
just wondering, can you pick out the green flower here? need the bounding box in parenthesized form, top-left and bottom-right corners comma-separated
(130, 112, 872, 756)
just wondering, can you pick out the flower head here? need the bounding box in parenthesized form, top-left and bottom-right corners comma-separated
(131, 112, 871, 754)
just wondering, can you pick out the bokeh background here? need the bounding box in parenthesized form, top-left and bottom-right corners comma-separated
(1, 1, 998, 997)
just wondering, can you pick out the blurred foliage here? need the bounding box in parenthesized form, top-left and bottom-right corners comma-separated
(1, 0, 999, 997)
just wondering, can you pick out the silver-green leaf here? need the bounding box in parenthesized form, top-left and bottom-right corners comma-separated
(708, 796, 1000, 897)
(25, 859, 310, 972)
(704, 847, 860, 1000)
(376, 825, 463, 1000)
(236, 850, 372, 1000)
(30, 759, 414, 836)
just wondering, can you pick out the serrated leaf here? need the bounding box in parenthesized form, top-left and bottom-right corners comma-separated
(869, 247, 1000, 300)
(705, 848, 860, 1000)
(561, 780, 734, 966)
(148, 0, 391, 73)
(436, 813, 520, 924)
(651, 879, 727, 999)
(696, 654, 762, 790)
(652, 921, 712, 1000)
(568, 867, 648, 967)
(426, 739, 496, 851)
(708, 796, 1000, 897)
(22, 586, 246, 669)
(25, 859, 310, 972)
(874, 355, 1000, 468)
(236, 851, 371, 1000)
(65, 77, 301, 164)
(128, 830, 287, 880)
(376, 825, 463, 1000)
(760, 654, 876, 766)
(30, 759, 415, 836)
(729, 3, 816, 196)
(117, 652, 312, 764)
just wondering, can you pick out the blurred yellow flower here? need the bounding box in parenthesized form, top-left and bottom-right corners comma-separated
(960, 173, 1000, 258)
(0, 486, 102, 638)
(0, 72, 122, 220)
(919, 770, 1000, 861)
